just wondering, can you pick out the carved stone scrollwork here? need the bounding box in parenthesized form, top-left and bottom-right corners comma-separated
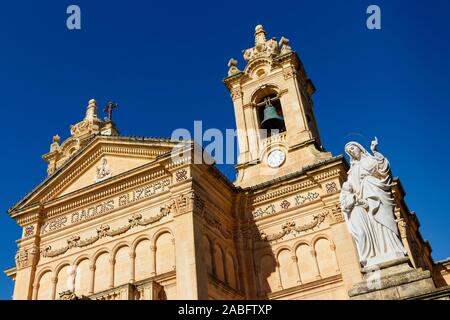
(15, 245, 39, 269)
(174, 192, 205, 216)
(295, 192, 319, 206)
(15, 249, 28, 269)
(325, 182, 338, 193)
(59, 290, 80, 300)
(282, 67, 296, 80)
(252, 204, 276, 219)
(330, 204, 344, 223)
(231, 88, 243, 101)
(24, 225, 35, 237)
(258, 211, 328, 243)
(175, 169, 188, 182)
(67, 235, 81, 249)
(41, 204, 173, 258)
(280, 200, 291, 210)
(174, 194, 189, 214)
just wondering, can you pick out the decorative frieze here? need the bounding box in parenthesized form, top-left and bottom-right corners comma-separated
(280, 200, 291, 210)
(294, 192, 319, 206)
(41, 178, 171, 235)
(175, 169, 188, 182)
(24, 225, 35, 237)
(43, 169, 168, 221)
(325, 182, 338, 193)
(41, 205, 173, 258)
(252, 169, 341, 205)
(252, 204, 276, 219)
(252, 191, 321, 219)
(258, 211, 329, 243)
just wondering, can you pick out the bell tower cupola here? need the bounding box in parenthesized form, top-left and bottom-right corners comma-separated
(224, 25, 332, 187)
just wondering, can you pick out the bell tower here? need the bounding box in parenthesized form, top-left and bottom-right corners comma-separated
(224, 25, 332, 187)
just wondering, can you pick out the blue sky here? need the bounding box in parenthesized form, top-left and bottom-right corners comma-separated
(0, 0, 449, 299)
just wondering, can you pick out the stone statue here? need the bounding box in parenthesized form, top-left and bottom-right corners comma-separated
(340, 137, 406, 267)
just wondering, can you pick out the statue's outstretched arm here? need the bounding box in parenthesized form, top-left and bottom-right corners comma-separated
(370, 137, 391, 175)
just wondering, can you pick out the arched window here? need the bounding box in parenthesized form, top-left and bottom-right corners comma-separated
(255, 91, 286, 137)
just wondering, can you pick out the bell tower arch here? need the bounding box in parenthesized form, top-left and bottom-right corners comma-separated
(224, 25, 332, 187)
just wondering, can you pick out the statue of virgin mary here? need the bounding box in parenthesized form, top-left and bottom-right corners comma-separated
(340, 137, 406, 267)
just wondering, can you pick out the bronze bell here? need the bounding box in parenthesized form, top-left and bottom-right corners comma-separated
(260, 101, 285, 131)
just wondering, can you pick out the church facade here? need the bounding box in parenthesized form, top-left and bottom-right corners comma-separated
(5, 26, 450, 300)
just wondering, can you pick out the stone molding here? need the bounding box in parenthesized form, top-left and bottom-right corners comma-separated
(36, 177, 172, 237)
(40, 205, 173, 258)
(252, 169, 341, 205)
(258, 210, 328, 243)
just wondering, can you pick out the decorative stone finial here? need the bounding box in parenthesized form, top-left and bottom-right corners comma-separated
(227, 58, 240, 76)
(52, 134, 60, 144)
(242, 25, 281, 62)
(50, 134, 60, 152)
(279, 36, 292, 54)
(85, 98, 99, 121)
(255, 24, 267, 47)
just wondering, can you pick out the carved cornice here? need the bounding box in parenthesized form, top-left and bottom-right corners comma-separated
(44, 172, 169, 221)
(164, 155, 193, 171)
(16, 211, 41, 227)
(41, 205, 173, 258)
(10, 137, 180, 216)
(252, 169, 341, 205)
(43, 145, 169, 203)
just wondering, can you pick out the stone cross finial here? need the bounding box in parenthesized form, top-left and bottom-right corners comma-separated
(104, 101, 118, 123)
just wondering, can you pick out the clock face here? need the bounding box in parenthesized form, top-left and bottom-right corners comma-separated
(267, 149, 286, 168)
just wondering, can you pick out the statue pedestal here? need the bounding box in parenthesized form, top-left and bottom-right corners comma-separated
(365, 252, 405, 267)
(348, 257, 436, 299)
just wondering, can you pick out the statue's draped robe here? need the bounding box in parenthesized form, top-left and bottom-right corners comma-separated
(341, 189, 379, 263)
(344, 152, 405, 265)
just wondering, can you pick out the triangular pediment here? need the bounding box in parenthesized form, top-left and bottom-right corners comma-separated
(9, 135, 180, 214)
